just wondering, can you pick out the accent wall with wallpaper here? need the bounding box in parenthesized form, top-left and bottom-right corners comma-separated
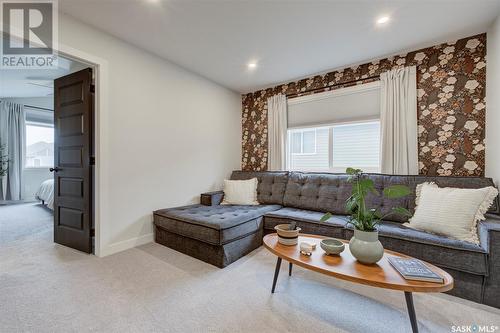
(242, 34, 487, 177)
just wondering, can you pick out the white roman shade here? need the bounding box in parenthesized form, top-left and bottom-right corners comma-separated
(287, 81, 380, 128)
(25, 107, 53, 125)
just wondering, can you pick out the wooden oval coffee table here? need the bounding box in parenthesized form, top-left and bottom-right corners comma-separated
(263, 233, 453, 333)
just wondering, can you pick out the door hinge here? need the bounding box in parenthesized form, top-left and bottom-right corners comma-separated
(90, 84, 95, 93)
(90, 156, 95, 166)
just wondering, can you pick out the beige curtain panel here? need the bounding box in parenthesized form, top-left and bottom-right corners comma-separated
(380, 66, 418, 175)
(267, 94, 287, 171)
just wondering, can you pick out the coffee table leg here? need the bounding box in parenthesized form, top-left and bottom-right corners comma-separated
(289, 262, 293, 276)
(404, 292, 419, 333)
(271, 257, 282, 293)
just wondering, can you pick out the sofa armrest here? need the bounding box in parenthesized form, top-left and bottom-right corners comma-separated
(478, 214, 500, 307)
(200, 191, 224, 206)
(478, 215, 500, 252)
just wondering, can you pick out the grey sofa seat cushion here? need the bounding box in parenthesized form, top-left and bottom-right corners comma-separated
(263, 207, 349, 239)
(346, 221, 488, 275)
(230, 171, 289, 205)
(154, 204, 281, 245)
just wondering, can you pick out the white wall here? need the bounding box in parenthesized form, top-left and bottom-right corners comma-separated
(58, 14, 242, 256)
(487, 16, 500, 186)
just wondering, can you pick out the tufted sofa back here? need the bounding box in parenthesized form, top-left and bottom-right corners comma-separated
(230, 171, 499, 223)
(283, 172, 499, 223)
(283, 172, 353, 215)
(230, 171, 289, 205)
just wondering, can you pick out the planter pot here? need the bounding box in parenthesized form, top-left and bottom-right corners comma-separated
(274, 224, 301, 246)
(349, 229, 384, 264)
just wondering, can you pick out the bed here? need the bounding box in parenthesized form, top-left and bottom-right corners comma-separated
(35, 179, 54, 210)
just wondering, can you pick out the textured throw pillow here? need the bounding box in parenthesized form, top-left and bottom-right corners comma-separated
(221, 178, 259, 205)
(405, 182, 498, 244)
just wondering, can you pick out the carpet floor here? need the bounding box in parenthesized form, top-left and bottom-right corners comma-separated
(1, 203, 500, 333)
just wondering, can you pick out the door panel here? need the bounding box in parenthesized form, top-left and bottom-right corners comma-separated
(53, 68, 93, 253)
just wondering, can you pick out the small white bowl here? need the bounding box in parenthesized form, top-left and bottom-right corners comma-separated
(320, 238, 345, 255)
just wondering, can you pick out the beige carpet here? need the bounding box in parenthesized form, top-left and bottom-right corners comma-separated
(1, 203, 500, 333)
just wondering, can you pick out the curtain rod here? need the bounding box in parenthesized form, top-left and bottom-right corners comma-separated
(286, 74, 380, 99)
(0, 101, 53, 112)
(24, 105, 53, 112)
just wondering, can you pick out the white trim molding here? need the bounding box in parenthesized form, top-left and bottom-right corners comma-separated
(100, 233, 154, 257)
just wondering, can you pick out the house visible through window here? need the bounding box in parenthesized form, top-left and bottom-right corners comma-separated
(287, 121, 380, 173)
(25, 123, 54, 168)
(291, 129, 316, 154)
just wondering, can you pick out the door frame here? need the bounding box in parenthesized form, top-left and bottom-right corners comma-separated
(6, 31, 109, 256)
(55, 44, 109, 257)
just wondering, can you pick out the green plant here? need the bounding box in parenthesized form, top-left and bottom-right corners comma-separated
(0, 145, 8, 177)
(320, 167, 411, 231)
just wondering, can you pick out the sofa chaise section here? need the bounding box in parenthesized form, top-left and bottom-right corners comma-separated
(153, 171, 289, 268)
(154, 204, 281, 268)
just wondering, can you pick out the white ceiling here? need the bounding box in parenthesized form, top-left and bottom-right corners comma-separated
(0, 55, 88, 98)
(59, 0, 500, 93)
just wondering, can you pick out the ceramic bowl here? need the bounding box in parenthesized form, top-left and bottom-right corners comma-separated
(275, 224, 301, 246)
(320, 238, 345, 255)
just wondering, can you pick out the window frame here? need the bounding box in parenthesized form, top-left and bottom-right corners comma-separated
(25, 121, 55, 169)
(286, 118, 380, 173)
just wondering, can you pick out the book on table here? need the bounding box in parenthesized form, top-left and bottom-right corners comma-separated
(388, 257, 444, 283)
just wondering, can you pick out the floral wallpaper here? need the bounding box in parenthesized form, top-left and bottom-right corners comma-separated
(241, 34, 487, 176)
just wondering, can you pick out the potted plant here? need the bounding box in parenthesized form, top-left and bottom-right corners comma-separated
(320, 168, 411, 264)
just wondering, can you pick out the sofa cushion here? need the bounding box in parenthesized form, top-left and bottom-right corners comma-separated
(283, 172, 352, 215)
(264, 207, 349, 239)
(154, 204, 281, 245)
(345, 221, 488, 275)
(230, 171, 289, 205)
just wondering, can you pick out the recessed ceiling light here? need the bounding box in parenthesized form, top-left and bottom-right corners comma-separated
(247, 62, 257, 70)
(376, 16, 390, 25)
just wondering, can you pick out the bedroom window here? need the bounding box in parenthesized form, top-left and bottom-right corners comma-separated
(25, 122, 54, 168)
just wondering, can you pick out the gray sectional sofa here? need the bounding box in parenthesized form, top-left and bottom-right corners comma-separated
(153, 170, 500, 308)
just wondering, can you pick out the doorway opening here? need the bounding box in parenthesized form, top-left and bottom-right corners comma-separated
(0, 53, 96, 254)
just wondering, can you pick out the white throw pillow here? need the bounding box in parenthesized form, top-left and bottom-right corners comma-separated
(404, 182, 498, 244)
(221, 178, 259, 205)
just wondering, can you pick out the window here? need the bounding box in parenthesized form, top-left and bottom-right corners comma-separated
(25, 122, 54, 168)
(287, 121, 380, 173)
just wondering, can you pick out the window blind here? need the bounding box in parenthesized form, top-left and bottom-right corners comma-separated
(287, 81, 380, 128)
(25, 107, 54, 125)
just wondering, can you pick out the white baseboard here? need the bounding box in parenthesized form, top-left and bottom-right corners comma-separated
(99, 233, 154, 257)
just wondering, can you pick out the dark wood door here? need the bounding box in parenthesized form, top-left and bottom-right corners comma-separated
(52, 68, 93, 253)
